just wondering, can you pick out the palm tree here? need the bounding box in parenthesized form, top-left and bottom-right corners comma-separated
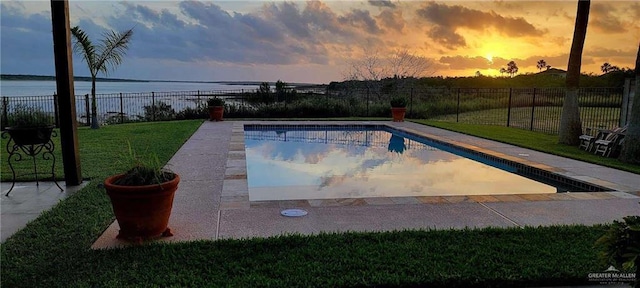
(499, 67, 507, 76)
(601, 62, 612, 74)
(507, 61, 518, 77)
(536, 59, 547, 71)
(71, 26, 133, 129)
(558, 0, 589, 145)
(619, 42, 640, 163)
(546, 65, 551, 70)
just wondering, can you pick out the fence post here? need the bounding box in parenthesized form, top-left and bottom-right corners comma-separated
(152, 91, 155, 122)
(507, 88, 513, 127)
(530, 88, 536, 131)
(197, 90, 201, 107)
(2, 97, 9, 128)
(84, 94, 90, 126)
(284, 89, 288, 110)
(627, 81, 635, 126)
(325, 87, 329, 108)
(456, 88, 460, 123)
(241, 89, 245, 114)
(366, 87, 370, 117)
(621, 79, 631, 126)
(409, 87, 414, 117)
(120, 93, 124, 124)
(53, 93, 60, 128)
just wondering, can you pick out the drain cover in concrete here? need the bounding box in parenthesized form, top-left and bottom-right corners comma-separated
(281, 209, 308, 217)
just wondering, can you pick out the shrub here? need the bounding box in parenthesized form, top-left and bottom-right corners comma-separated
(143, 101, 176, 121)
(225, 97, 355, 118)
(103, 113, 140, 125)
(176, 104, 208, 120)
(254, 82, 274, 105)
(595, 215, 640, 284)
(6, 104, 53, 128)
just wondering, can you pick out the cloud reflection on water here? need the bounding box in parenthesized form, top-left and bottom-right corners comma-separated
(245, 129, 556, 201)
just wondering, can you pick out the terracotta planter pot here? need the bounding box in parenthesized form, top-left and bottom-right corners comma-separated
(5, 125, 55, 145)
(104, 174, 180, 241)
(391, 107, 406, 122)
(208, 106, 224, 121)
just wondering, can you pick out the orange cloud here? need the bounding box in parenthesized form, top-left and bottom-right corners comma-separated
(590, 3, 627, 34)
(338, 9, 382, 35)
(368, 0, 396, 9)
(439, 55, 494, 70)
(416, 2, 546, 49)
(376, 8, 404, 33)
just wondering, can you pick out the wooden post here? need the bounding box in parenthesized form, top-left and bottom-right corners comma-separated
(51, 0, 82, 186)
(53, 93, 60, 128)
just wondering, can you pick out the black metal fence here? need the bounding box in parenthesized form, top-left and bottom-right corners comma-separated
(0, 86, 627, 135)
(0, 90, 246, 129)
(423, 87, 625, 134)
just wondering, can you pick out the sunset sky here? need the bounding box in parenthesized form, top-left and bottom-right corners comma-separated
(1, 0, 638, 84)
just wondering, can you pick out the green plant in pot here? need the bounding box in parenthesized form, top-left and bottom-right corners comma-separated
(103, 144, 180, 243)
(207, 97, 225, 121)
(4, 104, 55, 145)
(390, 95, 408, 122)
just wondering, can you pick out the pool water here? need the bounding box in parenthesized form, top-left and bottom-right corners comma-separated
(244, 126, 562, 201)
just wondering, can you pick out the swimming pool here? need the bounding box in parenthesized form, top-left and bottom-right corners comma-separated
(244, 124, 608, 201)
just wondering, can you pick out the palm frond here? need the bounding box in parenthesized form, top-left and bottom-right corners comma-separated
(70, 26, 98, 75)
(95, 28, 134, 76)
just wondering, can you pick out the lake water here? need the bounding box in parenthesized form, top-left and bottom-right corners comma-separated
(0, 80, 260, 97)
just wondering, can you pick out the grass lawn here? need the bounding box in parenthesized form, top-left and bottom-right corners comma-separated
(414, 120, 640, 175)
(0, 119, 634, 287)
(0, 120, 203, 181)
(430, 107, 621, 135)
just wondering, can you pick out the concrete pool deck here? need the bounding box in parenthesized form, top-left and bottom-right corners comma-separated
(1, 181, 88, 243)
(87, 120, 639, 249)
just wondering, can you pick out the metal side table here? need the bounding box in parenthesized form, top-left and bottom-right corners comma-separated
(2, 129, 63, 196)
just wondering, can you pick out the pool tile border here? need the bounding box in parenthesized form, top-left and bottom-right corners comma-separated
(221, 121, 638, 210)
(387, 125, 612, 192)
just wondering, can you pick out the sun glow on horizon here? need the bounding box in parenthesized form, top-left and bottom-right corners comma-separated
(486, 54, 494, 64)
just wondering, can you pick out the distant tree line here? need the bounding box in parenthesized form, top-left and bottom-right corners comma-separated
(0, 74, 146, 82)
(250, 80, 299, 105)
(328, 68, 634, 91)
